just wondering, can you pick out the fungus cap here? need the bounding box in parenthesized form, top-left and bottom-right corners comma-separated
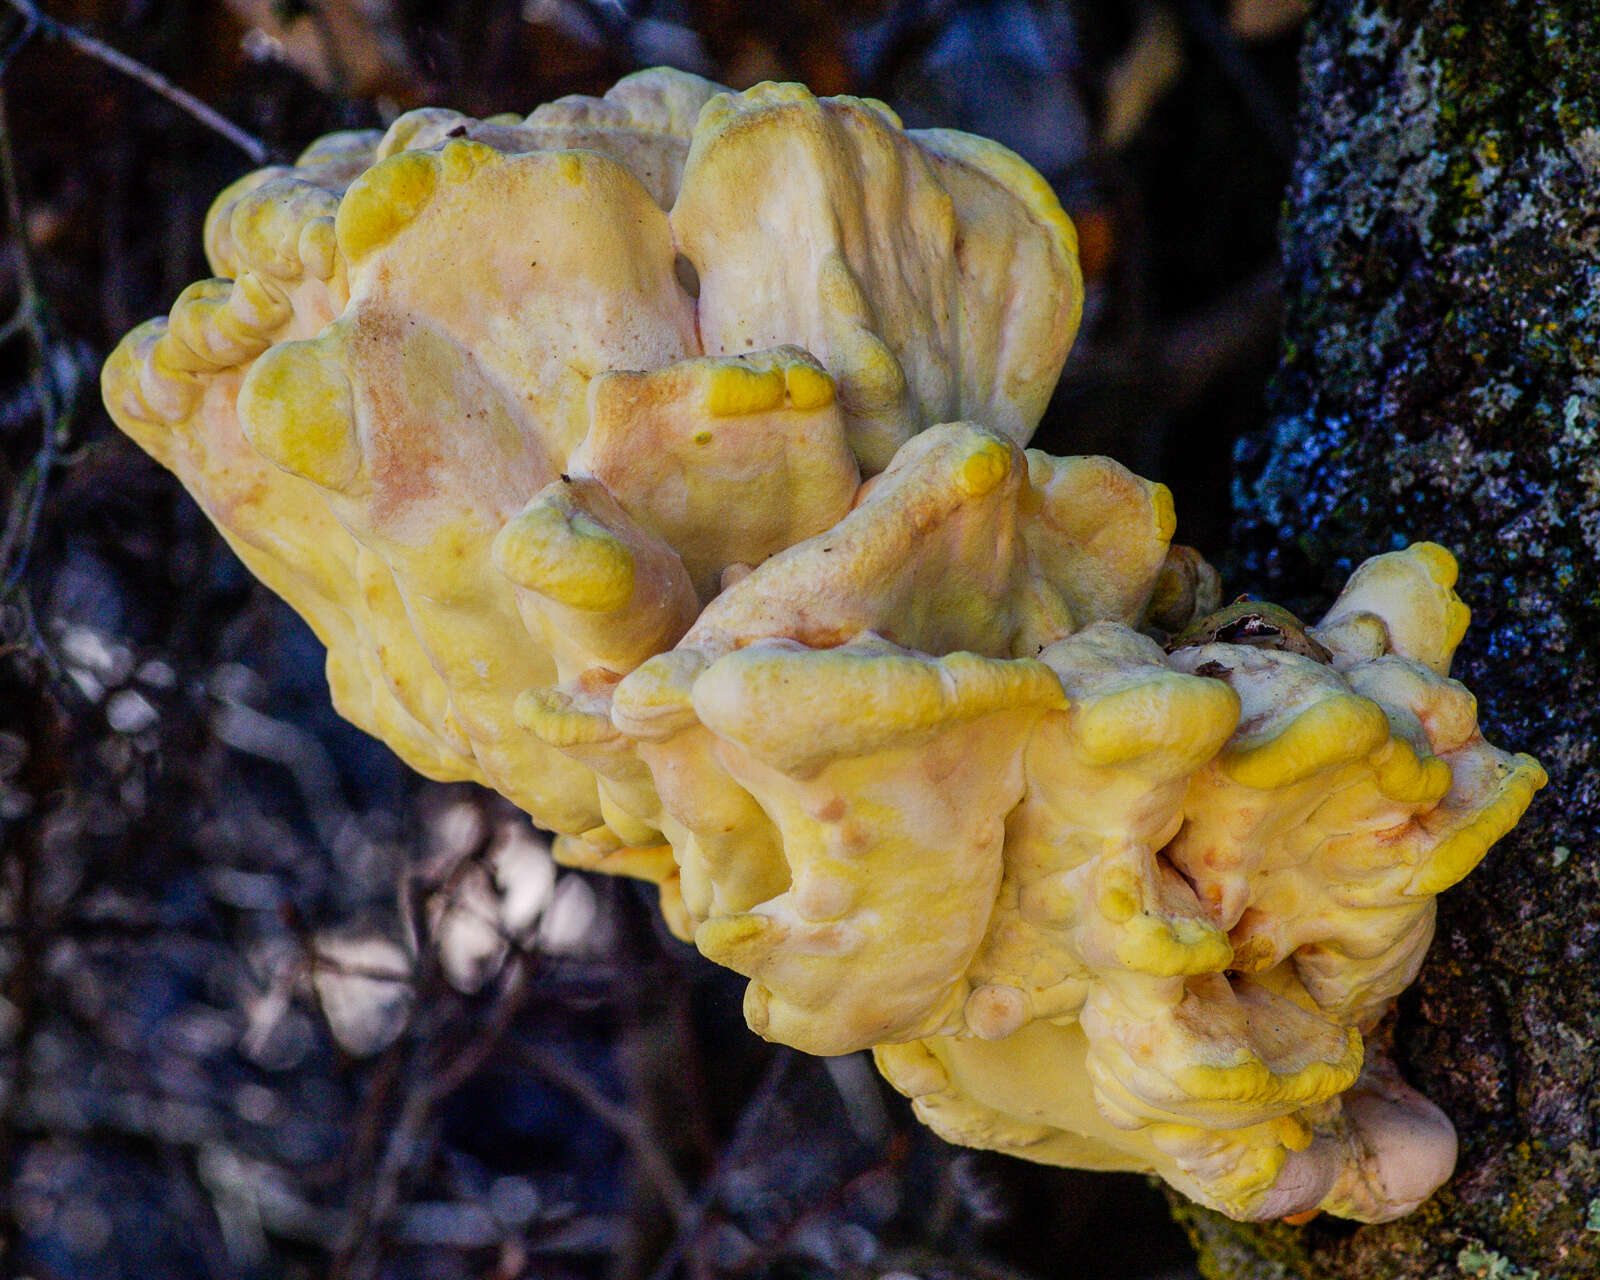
(102, 70, 1544, 1225)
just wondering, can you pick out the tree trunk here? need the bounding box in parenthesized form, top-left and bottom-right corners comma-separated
(1170, 2, 1600, 1276)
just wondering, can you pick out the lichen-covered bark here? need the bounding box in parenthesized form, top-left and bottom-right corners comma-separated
(1173, 2, 1600, 1277)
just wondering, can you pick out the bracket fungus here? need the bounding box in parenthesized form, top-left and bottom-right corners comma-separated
(103, 68, 1546, 1224)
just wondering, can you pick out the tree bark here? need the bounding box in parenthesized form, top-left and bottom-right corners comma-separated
(1170, 2, 1600, 1276)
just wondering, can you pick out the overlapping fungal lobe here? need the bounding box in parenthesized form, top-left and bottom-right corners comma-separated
(568, 346, 860, 603)
(597, 424, 1180, 1056)
(962, 624, 1242, 1041)
(101, 68, 1084, 840)
(228, 137, 708, 831)
(366, 66, 723, 210)
(876, 543, 1546, 1223)
(101, 66, 1548, 1228)
(99, 68, 724, 803)
(102, 133, 480, 786)
(1166, 544, 1545, 1030)
(671, 83, 1082, 471)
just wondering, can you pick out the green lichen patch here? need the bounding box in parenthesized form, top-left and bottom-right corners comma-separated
(1457, 1245, 1542, 1280)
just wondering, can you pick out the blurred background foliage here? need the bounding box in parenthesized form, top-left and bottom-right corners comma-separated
(0, 2, 1306, 1276)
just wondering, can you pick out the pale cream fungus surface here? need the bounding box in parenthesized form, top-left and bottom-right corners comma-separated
(102, 68, 1545, 1223)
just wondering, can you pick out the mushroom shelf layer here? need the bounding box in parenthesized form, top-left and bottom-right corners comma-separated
(103, 68, 1545, 1224)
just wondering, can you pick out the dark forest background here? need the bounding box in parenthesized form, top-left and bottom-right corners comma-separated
(0, 3, 1309, 1277)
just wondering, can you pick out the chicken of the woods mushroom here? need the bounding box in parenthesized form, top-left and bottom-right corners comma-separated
(102, 68, 1546, 1224)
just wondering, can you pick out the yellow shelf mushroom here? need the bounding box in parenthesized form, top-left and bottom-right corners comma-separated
(102, 67, 1545, 1225)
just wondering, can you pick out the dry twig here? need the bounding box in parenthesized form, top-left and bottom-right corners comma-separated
(646, 1049, 793, 1280)
(2, 0, 267, 163)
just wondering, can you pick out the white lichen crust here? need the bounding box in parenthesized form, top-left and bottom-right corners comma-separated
(102, 68, 1545, 1224)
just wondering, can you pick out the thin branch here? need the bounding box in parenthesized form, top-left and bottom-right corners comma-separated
(422, 953, 539, 1103)
(0, 85, 63, 604)
(512, 1036, 694, 1225)
(724, 1134, 912, 1278)
(0, 5, 35, 79)
(644, 1049, 792, 1280)
(3, 0, 267, 164)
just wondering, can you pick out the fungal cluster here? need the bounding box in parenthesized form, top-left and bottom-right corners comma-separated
(102, 68, 1544, 1222)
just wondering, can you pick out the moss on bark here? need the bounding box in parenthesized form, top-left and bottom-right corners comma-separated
(1181, 1, 1600, 1276)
